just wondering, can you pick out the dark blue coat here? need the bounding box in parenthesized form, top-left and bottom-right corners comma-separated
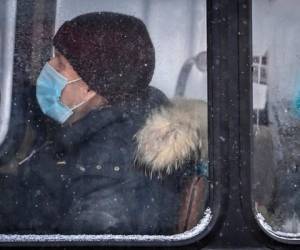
(19, 87, 183, 235)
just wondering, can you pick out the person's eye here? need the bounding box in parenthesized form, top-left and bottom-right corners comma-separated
(58, 61, 66, 71)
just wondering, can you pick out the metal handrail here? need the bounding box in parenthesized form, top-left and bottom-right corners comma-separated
(0, 0, 17, 146)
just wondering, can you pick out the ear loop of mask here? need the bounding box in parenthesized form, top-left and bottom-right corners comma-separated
(61, 77, 87, 111)
(70, 99, 88, 111)
(68, 78, 82, 84)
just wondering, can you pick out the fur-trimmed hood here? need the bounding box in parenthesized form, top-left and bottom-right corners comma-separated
(134, 98, 208, 174)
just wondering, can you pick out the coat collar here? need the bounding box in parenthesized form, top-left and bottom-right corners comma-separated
(134, 98, 208, 174)
(54, 105, 125, 152)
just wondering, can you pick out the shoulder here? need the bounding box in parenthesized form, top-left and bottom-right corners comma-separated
(146, 86, 170, 107)
(134, 98, 208, 174)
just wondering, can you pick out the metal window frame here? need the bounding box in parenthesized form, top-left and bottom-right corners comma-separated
(207, 0, 300, 247)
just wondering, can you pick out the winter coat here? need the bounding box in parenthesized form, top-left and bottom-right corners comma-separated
(19, 87, 208, 235)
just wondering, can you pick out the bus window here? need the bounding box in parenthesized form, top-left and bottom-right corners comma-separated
(252, 0, 300, 239)
(0, 0, 210, 244)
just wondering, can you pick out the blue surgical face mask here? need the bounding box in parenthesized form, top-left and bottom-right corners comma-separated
(36, 63, 83, 124)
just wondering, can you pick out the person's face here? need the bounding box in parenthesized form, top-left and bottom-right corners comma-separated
(48, 51, 96, 108)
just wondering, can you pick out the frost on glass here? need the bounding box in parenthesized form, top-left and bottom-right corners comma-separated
(0, 208, 212, 243)
(253, 0, 300, 238)
(0, 0, 210, 243)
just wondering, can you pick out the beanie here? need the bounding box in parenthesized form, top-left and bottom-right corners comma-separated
(53, 12, 155, 101)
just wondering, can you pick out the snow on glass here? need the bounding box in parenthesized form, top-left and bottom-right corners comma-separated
(256, 212, 300, 240)
(0, 208, 212, 243)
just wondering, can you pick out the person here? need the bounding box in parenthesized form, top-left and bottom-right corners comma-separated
(17, 12, 207, 235)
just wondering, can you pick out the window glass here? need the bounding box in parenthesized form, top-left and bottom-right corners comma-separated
(252, 0, 300, 239)
(0, 0, 210, 242)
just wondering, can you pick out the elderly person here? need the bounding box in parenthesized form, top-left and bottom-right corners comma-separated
(18, 12, 207, 235)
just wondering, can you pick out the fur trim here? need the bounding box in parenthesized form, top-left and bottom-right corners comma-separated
(134, 98, 208, 174)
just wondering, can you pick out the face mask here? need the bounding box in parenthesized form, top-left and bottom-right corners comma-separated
(36, 63, 83, 124)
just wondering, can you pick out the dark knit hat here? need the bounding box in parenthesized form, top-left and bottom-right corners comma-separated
(53, 12, 155, 100)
